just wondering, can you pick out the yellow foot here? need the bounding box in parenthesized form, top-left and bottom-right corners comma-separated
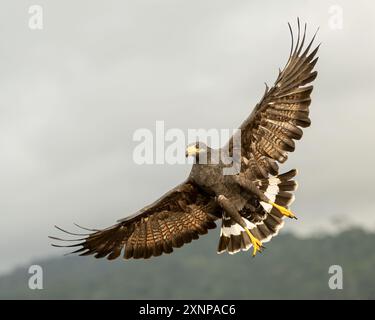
(269, 201, 297, 219)
(244, 228, 263, 257)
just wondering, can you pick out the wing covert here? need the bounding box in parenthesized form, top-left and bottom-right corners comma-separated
(50, 181, 220, 260)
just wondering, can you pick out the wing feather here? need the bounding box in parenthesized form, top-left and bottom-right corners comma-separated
(230, 20, 319, 179)
(50, 181, 220, 260)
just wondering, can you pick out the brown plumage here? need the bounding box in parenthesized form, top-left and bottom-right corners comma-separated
(51, 19, 319, 260)
(51, 182, 220, 259)
(230, 20, 319, 181)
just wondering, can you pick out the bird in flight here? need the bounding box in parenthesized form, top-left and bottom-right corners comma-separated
(51, 19, 319, 260)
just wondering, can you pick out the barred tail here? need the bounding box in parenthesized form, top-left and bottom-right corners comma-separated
(217, 215, 257, 254)
(217, 169, 298, 255)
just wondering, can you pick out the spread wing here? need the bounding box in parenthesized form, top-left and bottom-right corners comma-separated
(229, 20, 319, 180)
(50, 181, 220, 260)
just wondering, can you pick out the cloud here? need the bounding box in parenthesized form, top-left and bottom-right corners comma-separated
(0, 0, 374, 273)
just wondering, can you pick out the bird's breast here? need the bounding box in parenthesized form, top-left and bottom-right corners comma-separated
(189, 164, 240, 198)
(189, 164, 222, 191)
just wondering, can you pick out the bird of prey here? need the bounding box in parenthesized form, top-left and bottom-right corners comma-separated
(51, 20, 319, 259)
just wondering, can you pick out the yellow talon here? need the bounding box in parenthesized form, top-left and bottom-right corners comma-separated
(244, 228, 263, 257)
(269, 201, 297, 219)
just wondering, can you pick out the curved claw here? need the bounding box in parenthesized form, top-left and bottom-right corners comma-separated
(244, 228, 263, 257)
(269, 202, 297, 219)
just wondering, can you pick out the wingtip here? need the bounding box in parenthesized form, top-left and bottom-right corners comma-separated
(54, 224, 90, 236)
(73, 223, 98, 232)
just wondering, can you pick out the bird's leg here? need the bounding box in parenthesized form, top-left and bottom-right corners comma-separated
(216, 195, 263, 256)
(268, 202, 297, 219)
(233, 175, 297, 219)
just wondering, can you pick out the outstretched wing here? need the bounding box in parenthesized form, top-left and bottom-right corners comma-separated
(230, 20, 319, 180)
(50, 181, 220, 260)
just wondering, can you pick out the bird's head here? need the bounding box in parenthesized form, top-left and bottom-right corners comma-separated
(185, 141, 210, 162)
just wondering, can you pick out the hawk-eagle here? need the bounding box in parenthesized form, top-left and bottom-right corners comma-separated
(51, 20, 319, 259)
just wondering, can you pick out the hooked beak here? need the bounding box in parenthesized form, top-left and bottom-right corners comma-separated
(185, 145, 200, 157)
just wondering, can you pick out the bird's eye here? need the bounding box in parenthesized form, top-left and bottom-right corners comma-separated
(253, 199, 260, 208)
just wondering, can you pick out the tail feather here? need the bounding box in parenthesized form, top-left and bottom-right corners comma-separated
(217, 215, 254, 254)
(259, 169, 298, 211)
(217, 169, 297, 255)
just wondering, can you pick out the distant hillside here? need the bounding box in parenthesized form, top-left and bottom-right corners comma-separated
(1, 229, 374, 299)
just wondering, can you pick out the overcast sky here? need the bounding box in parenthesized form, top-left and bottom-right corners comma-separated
(0, 0, 374, 274)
